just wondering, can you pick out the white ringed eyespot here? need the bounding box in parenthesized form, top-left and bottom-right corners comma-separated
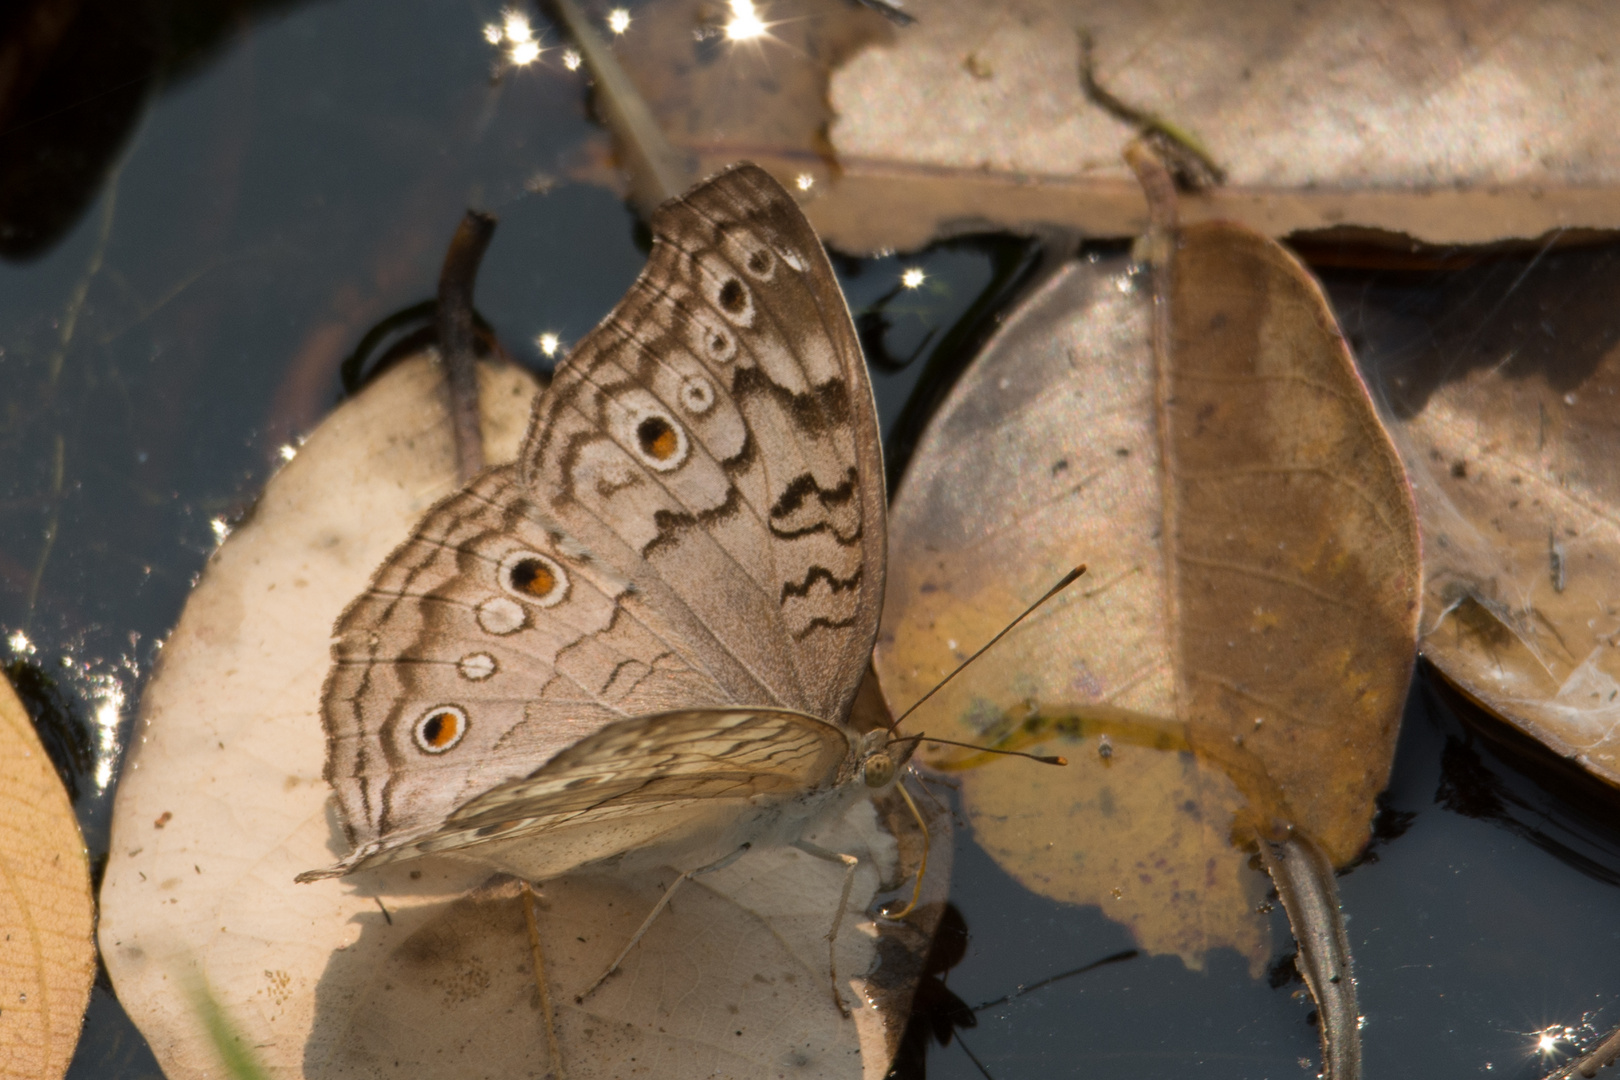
(413, 704, 468, 754)
(498, 550, 569, 607)
(680, 375, 716, 414)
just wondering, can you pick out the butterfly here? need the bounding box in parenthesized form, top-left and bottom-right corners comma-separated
(297, 164, 901, 906)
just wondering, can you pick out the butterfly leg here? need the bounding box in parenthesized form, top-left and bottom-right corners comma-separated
(521, 882, 566, 1080)
(791, 840, 861, 1018)
(576, 843, 752, 1003)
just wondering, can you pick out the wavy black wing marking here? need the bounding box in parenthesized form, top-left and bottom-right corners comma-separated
(518, 163, 886, 723)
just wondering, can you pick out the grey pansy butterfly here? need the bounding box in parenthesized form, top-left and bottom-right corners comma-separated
(298, 163, 895, 891)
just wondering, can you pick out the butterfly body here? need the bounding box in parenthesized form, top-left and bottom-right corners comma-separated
(301, 164, 890, 891)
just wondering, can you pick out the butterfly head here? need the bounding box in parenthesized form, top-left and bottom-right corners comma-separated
(857, 729, 897, 789)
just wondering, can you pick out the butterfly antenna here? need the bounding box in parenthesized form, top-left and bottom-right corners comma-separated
(887, 564, 1086, 733)
(891, 732, 1066, 767)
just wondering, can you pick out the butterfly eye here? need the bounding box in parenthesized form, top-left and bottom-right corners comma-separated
(498, 550, 569, 607)
(862, 751, 895, 789)
(413, 705, 468, 754)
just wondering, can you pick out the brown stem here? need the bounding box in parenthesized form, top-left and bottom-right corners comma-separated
(436, 210, 496, 485)
(1259, 832, 1362, 1080)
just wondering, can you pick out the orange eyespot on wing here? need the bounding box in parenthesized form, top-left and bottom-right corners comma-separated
(511, 558, 555, 597)
(498, 550, 569, 607)
(637, 416, 679, 461)
(413, 705, 468, 754)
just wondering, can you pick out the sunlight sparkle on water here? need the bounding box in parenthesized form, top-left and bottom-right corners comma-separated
(725, 0, 767, 40)
(210, 516, 230, 544)
(607, 8, 631, 34)
(562, 49, 582, 70)
(537, 332, 561, 358)
(510, 40, 541, 64)
(795, 173, 814, 191)
(483, 23, 503, 44)
(503, 9, 534, 43)
(90, 676, 125, 791)
(277, 443, 298, 462)
(901, 267, 926, 289)
(8, 630, 35, 656)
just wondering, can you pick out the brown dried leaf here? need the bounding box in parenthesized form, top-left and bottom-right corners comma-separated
(584, 0, 895, 193)
(1371, 248, 1620, 787)
(812, 0, 1620, 253)
(875, 225, 1420, 974)
(0, 673, 94, 1080)
(98, 354, 941, 1080)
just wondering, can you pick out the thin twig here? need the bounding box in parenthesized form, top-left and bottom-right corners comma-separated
(436, 210, 497, 485)
(522, 883, 565, 1080)
(1082, 30, 1225, 189)
(541, 0, 693, 217)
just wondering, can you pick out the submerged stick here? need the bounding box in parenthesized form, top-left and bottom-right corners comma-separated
(1259, 832, 1361, 1080)
(542, 0, 693, 217)
(436, 210, 497, 485)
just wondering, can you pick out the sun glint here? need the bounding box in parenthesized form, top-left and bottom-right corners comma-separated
(607, 8, 631, 34)
(795, 173, 814, 191)
(900, 267, 926, 289)
(510, 39, 541, 65)
(724, 0, 767, 40)
(562, 48, 582, 70)
(502, 9, 534, 43)
(538, 332, 561, 358)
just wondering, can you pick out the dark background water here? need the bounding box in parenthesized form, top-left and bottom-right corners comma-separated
(2, 2, 1618, 1078)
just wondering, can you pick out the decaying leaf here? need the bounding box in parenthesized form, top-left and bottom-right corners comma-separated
(0, 672, 95, 1080)
(98, 354, 943, 1080)
(813, 0, 1620, 252)
(874, 223, 1420, 974)
(1344, 245, 1620, 789)
(581, 0, 896, 195)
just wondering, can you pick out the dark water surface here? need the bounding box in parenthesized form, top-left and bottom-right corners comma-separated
(2, 2, 1618, 1078)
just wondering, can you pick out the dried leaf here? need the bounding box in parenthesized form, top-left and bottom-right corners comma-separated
(98, 354, 941, 1079)
(810, 0, 1620, 253)
(875, 226, 1420, 974)
(0, 672, 94, 1080)
(576, 0, 895, 192)
(1356, 246, 1620, 788)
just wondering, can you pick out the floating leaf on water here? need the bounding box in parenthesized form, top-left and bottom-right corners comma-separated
(1344, 245, 1620, 789)
(875, 220, 1420, 974)
(0, 671, 95, 1080)
(810, 1, 1620, 253)
(98, 354, 942, 1079)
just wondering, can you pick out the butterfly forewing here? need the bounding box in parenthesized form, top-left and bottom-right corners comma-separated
(523, 164, 885, 722)
(314, 164, 884, 880)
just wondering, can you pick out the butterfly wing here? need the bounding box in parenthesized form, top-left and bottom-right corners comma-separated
(522, 163, 886, 720)
(302, 708, 851, 881)
(317, 164, 883, 874)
